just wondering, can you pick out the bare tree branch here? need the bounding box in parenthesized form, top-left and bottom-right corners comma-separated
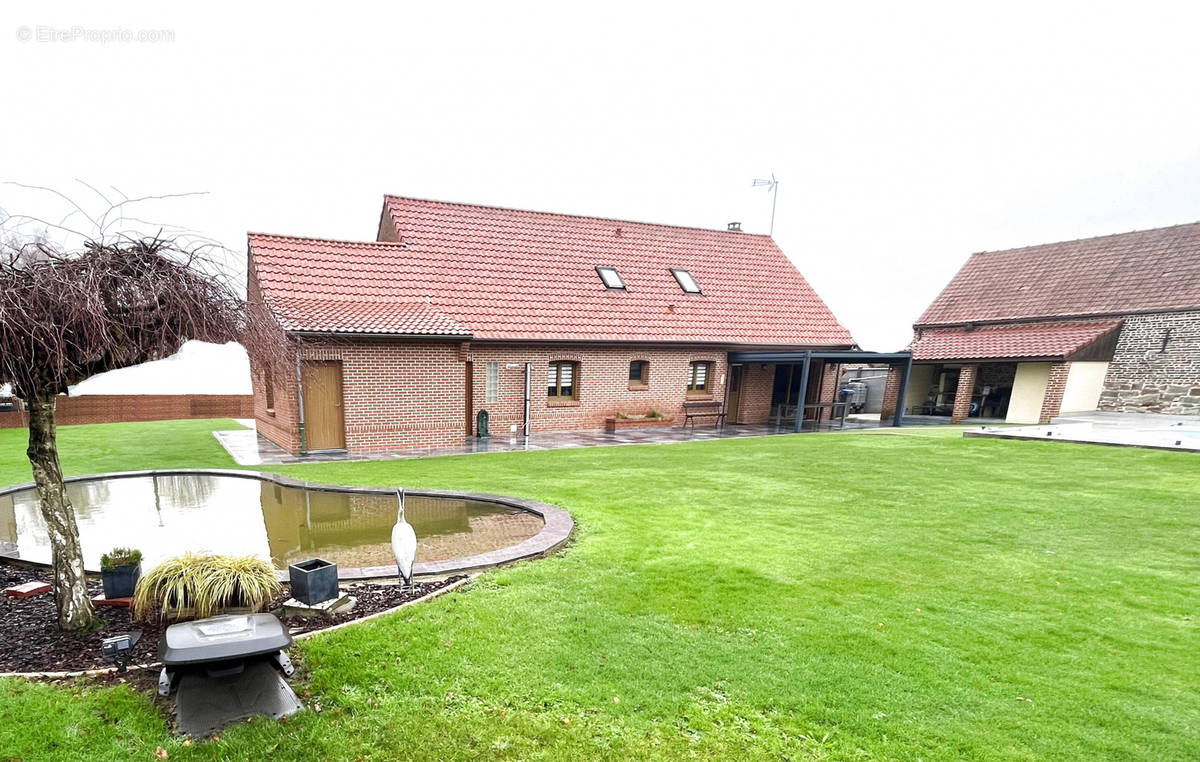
(0, 186, 290, 630)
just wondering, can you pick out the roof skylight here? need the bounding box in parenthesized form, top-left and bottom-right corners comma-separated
(596, 266, 625, 289)
(671, 268, 701, 294)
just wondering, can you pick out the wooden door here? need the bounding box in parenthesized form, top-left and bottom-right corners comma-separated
(726, 365, 744, 423)
(301, 361, 345, 450)
(464, 361, 474, 436)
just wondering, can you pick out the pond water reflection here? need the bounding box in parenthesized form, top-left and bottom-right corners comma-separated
(0, 474, 544, 572)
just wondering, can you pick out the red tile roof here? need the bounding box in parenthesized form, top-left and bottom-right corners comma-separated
(248, 197, 855, 347)
(910, 321, 1122, 361)
(917, 221, 1200, 326)
(269, 296, 469, 336)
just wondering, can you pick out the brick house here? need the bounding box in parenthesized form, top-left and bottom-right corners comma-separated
(900, 221, 1200, 424)
(247, 197, 903, 455)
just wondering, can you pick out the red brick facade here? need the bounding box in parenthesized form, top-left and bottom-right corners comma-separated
(252, 339, 781, 454)
(733, 363, 775, 425)
(879, 366, 903, 421)
(950, 364, 979, 424)
(818, 362, 839, 405)
(1038, 362, 1071, 424)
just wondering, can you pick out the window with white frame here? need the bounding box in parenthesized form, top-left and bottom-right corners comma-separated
(596, 266, 626, 289)
(671, 268, 702, 294)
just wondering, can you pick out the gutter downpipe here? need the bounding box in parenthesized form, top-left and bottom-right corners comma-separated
(295, 351, 307, 454)
(523, 363, 531, 439)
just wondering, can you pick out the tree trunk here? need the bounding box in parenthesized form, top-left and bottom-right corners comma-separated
(25, 394, 94, 630)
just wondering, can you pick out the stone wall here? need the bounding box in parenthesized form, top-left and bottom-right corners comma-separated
(1099, 311, 1200, 415)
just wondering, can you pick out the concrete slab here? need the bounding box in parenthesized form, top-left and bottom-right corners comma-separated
(966, 412, 1200, 451)
(280, 594, 356, 619)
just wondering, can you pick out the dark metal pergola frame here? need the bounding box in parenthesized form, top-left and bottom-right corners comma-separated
(726, 350, 913, 431)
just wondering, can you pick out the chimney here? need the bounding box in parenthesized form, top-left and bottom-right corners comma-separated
(727, 221, 742, 232)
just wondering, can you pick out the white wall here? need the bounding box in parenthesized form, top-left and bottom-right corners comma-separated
(1006, 362, 1052, 424)
(1061, 361, 1109, 413)
(904, 364, 935, 413)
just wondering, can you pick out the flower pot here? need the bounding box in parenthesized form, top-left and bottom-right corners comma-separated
(289, 558, 339, 605)
(101, 562, 141, 599)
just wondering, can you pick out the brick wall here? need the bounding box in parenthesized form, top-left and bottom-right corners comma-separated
(247, 265, 305, 452)
(0, 394, 253, 429)
(1099, 311, 1200, 415)
(950, 363, 978, 424)
(467, 344, 727, 436)
(818, 362, 839, 405)
(278, 340, 468, 452)
(978, 363, 1017, 388)
(250, 354, 302, 454)
(880, 365, 903, 420)
(254, 338, 733, 453)
(735, 363, 775, 424)
(1038, 362, 1071, 423)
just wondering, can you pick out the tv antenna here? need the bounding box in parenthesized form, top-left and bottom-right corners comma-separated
(752, 174, 779, 236)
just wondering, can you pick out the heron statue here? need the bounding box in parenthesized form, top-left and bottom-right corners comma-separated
(391, 488, 417, 590)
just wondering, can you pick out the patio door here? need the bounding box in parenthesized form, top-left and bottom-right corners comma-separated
(301, 361, 345, 451)
(726, 365, 744, 423)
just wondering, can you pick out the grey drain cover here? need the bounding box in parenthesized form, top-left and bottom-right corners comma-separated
(175, 661, 304, 736)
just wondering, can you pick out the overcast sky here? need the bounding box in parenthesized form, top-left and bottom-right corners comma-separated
(4, 1, 1200, 374)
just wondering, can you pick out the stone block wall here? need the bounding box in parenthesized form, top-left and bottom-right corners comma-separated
(1099, 311, 1200, 415)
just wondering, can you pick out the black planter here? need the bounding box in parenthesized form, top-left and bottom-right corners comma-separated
(101, 562, 141, 599)
(288, 558, 338, 605)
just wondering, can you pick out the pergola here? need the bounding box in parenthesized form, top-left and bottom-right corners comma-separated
(727, 350, 913, 431)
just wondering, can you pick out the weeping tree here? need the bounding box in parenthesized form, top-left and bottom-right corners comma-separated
(0, 234, 270, 630)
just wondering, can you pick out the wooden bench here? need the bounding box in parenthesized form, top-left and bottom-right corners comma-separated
(682, 400, 726, 429)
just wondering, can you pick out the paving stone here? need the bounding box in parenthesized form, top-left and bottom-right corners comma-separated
(92, 594, 132, 608)
(5, 581, 51, 598)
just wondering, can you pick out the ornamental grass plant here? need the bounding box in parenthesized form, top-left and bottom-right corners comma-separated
(132, 553, 281, 620)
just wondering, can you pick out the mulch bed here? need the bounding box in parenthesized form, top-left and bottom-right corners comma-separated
(0, 561, 465, 675)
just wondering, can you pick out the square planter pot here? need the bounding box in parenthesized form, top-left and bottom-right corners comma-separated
(289, 558, 339, 605)
(101, 562, 141, 599)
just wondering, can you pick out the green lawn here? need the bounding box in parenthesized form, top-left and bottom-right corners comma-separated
(0, 420, 1196, 761)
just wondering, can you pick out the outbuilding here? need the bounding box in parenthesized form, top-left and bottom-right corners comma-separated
(903, 222, 1200, 424)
